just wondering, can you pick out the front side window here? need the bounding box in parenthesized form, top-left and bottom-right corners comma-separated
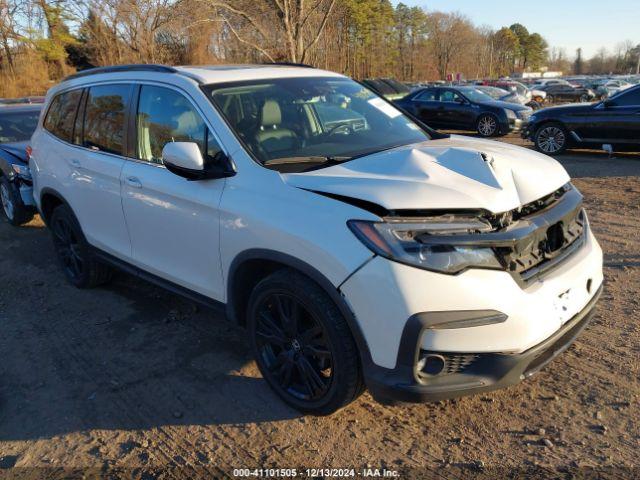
(204, 76, 430, 171)
(440, 90, 462, 103)
(43, 89, 82, 142)
(83, 84, 131, 155)
(136, 85, 222, 165)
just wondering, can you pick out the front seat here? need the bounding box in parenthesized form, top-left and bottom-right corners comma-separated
(255, 100, 299, 157)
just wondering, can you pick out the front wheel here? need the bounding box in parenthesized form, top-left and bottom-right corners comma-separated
(0, 177, 33, 226)
(247, 269, 363, 415)
(534, 123, 568, 155)
(476, 114, 498, 137)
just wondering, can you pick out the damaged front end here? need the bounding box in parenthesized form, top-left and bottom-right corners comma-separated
(349, 183, 586, 285)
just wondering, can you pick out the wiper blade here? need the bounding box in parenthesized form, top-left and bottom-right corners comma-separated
(263, 155, 351, 166)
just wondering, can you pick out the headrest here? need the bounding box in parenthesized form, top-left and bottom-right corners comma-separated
(261, 100, 282, 127)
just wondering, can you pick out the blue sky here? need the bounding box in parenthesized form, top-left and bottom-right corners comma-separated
(394, 0, 639, 58)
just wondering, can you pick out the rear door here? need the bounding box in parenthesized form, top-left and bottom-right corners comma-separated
(409, 88, 441, 126)
(66, 84, 133, 258)
(120, 83, 227, 300)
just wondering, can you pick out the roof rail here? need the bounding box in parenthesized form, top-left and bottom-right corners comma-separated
(262, 62, 315, 69)
(64, 64, 179, 81)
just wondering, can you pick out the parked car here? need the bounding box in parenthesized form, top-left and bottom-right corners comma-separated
(0, 96, 45, 106)
(394, 86, 533, 136)
(0, 104, 41, 225)
(539, 84, 596, 104)
(523, 84, 640, 154)
(30, 64, 603, 414)
(530, 78, 572, 89)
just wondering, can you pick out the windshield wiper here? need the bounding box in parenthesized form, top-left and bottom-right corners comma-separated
(263, 155, 352, 166)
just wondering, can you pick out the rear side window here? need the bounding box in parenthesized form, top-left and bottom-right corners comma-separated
(136, 85, 222, 164)
(43, 89, 82, 141)
(83, 84, 131, 155)
(413, 89, 437, 101)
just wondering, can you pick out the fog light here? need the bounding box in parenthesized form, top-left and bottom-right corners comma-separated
(417, 354, 446, 376)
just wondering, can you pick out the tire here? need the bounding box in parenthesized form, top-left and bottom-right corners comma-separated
(247, 269, 363, 415)
(49, 204, 112, 288)
(476, 114, 499, 137)
(534, 123, 568, 155)
(0, 176, 33, 226)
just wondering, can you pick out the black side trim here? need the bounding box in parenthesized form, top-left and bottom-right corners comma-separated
(90, 247, 225, 313)
(227, 249, 376, 368)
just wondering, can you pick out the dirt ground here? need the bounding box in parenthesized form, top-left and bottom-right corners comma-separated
(0, 134, 639, 479)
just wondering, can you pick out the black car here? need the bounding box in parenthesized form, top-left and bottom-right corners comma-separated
(539, 84, 596, 104)
(0, 104, 41, 225)
(523, 85, 640, 154)
(394, 86, 533, 137)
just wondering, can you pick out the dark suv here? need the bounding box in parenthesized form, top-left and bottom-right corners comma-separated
(523, 85, 640, 154)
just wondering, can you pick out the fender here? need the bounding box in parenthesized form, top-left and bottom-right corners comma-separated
(38, 186, 73, 226)
(226, 248, 376, 369)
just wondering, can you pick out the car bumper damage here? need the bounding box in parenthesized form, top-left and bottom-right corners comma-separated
(340, 184, 604, 403)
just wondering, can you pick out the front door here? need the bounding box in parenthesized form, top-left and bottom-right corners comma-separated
(120, 84, 227, 300)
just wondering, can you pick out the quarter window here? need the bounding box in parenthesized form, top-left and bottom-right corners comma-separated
(43, 89, 82, 142)
(83, 84, 131, 155)
(136, 85, 222, 165)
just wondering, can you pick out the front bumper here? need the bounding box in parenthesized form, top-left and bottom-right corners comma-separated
(365, 285, 601, 403)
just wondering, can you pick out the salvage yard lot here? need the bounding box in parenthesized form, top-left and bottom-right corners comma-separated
(0, 134, 639, 478)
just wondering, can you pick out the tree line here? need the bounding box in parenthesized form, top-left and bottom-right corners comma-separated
(0, 0, 638, 97)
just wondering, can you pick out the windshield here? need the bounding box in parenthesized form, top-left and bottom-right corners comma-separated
(457, 87, 495, 103)
(204, 77, 430, 170)
(0, 110, 39, 143)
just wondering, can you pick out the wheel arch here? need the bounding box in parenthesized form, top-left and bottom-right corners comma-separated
(226, 249, 374, 367)
(39, 187, 71, 226)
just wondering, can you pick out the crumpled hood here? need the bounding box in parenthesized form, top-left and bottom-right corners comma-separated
(283, 135, 570, 214)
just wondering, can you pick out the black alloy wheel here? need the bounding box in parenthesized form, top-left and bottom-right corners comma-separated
(51, 213, 84, 281)
(248, 269, 363, 415)
(255, 292, 333, 401)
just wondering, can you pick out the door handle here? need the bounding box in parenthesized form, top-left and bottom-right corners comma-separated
(125, 176, 142, 188)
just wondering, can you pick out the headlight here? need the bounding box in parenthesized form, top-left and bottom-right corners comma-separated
(11, 164, 31, 178)
(505, 109, 516, 119)
(348, 217, 503, 274)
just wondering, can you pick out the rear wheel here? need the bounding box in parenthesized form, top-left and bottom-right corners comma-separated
(247, 269, 363, 415)
(50, 204, 112, 288)
(476, 114, 498, 137)
(0, 176, 33, 226)
(534, 123, 568, 155)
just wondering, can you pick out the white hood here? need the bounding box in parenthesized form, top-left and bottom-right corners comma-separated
(283, 135, 570, 214)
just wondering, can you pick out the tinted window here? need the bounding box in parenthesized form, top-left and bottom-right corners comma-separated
(136, 85, 222, 165)
(612, 88, 640, 106)
(83, 84, 131, 155)
(0, 110, 40, 143)
(413, 89, 437, 101)
(43, 89, 82, 141)
(440, 90, 463, 102)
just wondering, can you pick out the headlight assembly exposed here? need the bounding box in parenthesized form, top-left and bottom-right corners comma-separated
(348, 217, 503, 274)
(505, 109, 516, 119)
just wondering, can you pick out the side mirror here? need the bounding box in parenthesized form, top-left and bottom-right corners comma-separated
(603, 100, 615, 108)
(162, 142, 234, 181)
(454, 97, 466, 104)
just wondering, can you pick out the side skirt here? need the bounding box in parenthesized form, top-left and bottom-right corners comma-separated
(90, 247, 226, 314)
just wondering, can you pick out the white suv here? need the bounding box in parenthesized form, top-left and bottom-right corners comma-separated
(30, 64, 603, 414)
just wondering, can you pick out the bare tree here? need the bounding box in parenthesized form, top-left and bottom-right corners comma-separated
(197, 0, 336, 63)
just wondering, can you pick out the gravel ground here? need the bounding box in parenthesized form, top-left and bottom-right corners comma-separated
(0, 135, 638, 479)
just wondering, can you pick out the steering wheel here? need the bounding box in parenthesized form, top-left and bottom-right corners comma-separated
(326, 123, 352, 136)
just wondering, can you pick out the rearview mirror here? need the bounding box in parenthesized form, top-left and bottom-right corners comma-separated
(162, 142, 234, 181)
